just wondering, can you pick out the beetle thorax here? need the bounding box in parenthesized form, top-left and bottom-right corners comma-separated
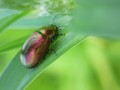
(41, 29, 56, 38)
(41, 25, 58, 38)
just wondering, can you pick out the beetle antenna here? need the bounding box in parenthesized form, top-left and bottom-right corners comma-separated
(58, 25, 67, 28)
(57, 25, 68, 30)
(51, 15, 57, 25)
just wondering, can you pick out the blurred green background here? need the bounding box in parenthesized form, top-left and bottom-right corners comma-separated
(25, 37, 120, 90)
(0, 0, 120, 90)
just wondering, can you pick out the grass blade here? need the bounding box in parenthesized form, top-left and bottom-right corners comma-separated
(0, 31, 87, 90)
(0, 10, 31, 32)
(0, 35, 29, 54)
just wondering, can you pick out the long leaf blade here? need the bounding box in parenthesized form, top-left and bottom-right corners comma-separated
(0, 10, 31, 32)
(0, 32, 86, 90)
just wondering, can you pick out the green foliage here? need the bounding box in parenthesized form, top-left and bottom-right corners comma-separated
(71, 0, 120, 38)
(0, 0, 120, 90)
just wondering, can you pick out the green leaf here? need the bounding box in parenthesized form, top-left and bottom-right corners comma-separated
(0, 10, 31, 32)
(0, 30, 87, 90)
(0, 0, 38, 10)
(71, 0, 120, 38)
(0, 35, 29, 54)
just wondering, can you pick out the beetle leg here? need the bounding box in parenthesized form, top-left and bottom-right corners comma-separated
(42, 56, 46, 60)
(57, 33, 65, 36)
(42, 49, 49, 60)
(49, 48, 57, 56)
(50, 38, 54, 43)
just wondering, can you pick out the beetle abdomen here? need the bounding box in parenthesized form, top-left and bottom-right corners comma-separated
(20, 32, 49, 68)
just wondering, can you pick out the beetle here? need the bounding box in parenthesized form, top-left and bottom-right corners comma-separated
(20, 24, 62, 68)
